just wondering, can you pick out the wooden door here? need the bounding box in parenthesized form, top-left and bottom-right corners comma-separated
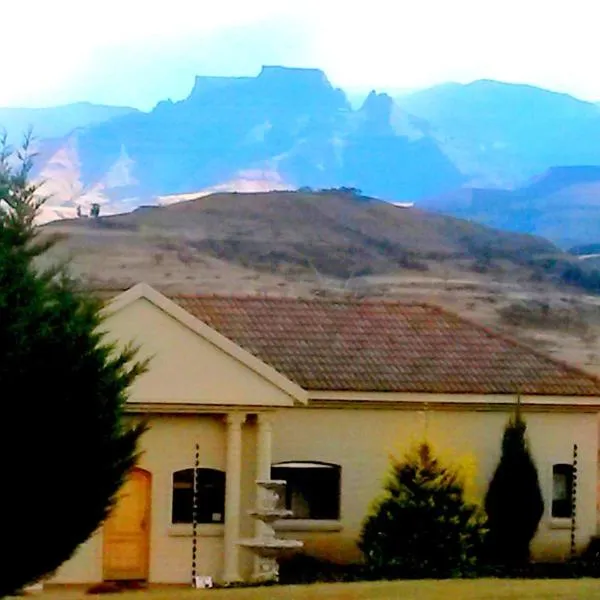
(103, 468, 151, 581)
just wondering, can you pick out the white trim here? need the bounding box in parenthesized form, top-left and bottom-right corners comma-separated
(307, 391, 600, 409)
(168, 524, 224, 538)
(104, 283, 308, 405)
(548, 519, 572, 530)
(274, 520, 342, 533)
(273, 462, 337, 469)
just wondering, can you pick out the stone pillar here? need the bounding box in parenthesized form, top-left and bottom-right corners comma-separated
(256, 413, 275, 533)
(223, 412, 246, 583)
(254, 412, 276, 578)
(256, 413, 274, 482)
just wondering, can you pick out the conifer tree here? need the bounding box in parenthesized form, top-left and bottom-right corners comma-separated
(359, 441, 487, 579)
(0, 133, 147, 597)
(484, 399, 544, 569)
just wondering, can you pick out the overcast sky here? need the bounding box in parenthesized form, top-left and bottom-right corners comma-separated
(3, 0, 599, 108)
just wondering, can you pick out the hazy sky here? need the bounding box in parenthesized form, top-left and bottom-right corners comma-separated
(4, 0, 599, 108)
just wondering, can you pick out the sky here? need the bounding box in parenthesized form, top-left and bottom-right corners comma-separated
(3, 0, 600, 109)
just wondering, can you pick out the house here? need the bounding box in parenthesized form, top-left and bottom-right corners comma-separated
(50, 283, 600, 585)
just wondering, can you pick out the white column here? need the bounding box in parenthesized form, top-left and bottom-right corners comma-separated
(223, 412, 246, 583)
(256, 413, 275, 533)
(253, 412, 275, 579)
(256, 413, 274, 482)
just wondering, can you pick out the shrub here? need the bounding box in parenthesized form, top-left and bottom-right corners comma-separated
(484, 400, 544, 569)
(358, 441, 487, 580)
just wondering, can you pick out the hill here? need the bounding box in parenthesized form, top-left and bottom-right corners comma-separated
(421, 166, 600, 249)
(43, 189, 565, 285)
(42, 190, 600, 378)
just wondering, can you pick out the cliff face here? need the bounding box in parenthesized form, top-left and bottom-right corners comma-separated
(34, 66, 463, 211)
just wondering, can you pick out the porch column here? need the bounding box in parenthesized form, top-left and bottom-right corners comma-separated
(223, 412, 246, 583)
(256, 412, 275, 536)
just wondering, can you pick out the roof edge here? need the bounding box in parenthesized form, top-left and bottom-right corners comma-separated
(104, 282, 309, 405)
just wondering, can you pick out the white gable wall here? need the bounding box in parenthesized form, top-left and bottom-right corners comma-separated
(103, 297, 297, 407)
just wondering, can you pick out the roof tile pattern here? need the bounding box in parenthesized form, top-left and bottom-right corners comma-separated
(172, 295, 600, 396)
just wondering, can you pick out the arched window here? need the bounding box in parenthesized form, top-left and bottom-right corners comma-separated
(271, 461, 341, 520)
(172, 468, 226, 524)
(552, 463, 574, 519)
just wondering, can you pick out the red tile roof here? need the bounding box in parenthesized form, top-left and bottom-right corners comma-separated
(172, 295, 600, 396)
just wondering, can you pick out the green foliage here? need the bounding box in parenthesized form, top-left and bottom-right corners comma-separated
(358, 442, 487, 580)
(0, 133, 148, 597)
(484, 400, 544, 568)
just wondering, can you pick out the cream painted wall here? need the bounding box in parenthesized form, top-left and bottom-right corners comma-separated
(50, 404, 598, 584)
(104, 298, 296, 407)
(272, 406, 599, 563)
(51, 532, 103, 584)
(52, 414, 233, 584)
(139, 415, 227, 583)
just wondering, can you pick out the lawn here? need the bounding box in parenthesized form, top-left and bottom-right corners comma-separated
(38, 579, 600, 600)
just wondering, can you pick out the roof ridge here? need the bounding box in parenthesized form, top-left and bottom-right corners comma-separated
(171, 292, 433, 308)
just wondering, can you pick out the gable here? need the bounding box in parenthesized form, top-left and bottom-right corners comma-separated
(102, 297, 301, 407)
(174, 295, 600, 397)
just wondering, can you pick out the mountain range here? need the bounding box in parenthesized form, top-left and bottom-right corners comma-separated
(395, 80, 600, 188)
(0, 102, 137, 143)
(4, 66, 600, 247)
(420, 166, 600, 249)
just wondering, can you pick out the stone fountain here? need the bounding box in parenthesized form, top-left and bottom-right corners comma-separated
(238, 479, 303, 582)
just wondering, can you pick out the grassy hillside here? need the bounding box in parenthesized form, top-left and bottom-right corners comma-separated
(41, 190, 600, 377)
(45, 189, 562, 279)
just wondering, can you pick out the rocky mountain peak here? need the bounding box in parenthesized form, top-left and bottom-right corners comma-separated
(257, 65, 331, 87)
(188, 75, 252, 102)
(361, 90, 394, 113)
(255, 65, 349, 113)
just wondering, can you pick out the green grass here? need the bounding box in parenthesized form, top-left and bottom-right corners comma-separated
(41, 579, 600, 600)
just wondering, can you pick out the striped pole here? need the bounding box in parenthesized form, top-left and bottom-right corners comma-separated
(192, 443, 200, 584)
(570, 443, 578, 560)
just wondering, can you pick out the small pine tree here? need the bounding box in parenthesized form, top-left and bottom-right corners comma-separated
(358, 441, 487, 580)
(0, 134, 148, 596)
(484, 399, 544, 569)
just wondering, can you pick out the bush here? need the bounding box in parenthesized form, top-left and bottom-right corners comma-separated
(358, 441, 487, 580)
(279, 555, 364, 584)
(484, 401, 544, 569)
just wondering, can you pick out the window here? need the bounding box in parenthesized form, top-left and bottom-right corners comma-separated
(172, 468, 226, 524)
(552, 464, 574, 519)
(271, 462, 341, 520)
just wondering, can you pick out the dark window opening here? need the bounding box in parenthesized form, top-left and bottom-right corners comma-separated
(271, 462, 341, 520)
(552, 463, 574, 519)
(172, 468, 226, 524)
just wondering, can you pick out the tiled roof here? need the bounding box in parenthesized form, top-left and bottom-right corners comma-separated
(172, 295, 600, 396)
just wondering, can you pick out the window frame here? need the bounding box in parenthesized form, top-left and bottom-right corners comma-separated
(551, 463, 575, 521)
(271, 461, 342, 522)
(171, 467, 226, 526)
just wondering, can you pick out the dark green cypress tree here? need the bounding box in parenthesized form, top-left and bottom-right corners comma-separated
(358, 442, 487, 580)
(0, 134, 148, 597)
(484, 399, 544, 569)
